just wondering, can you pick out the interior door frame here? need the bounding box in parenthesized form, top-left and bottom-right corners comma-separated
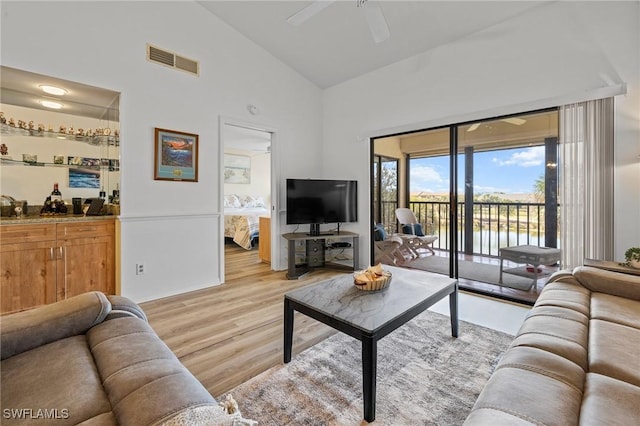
(218, 116, 279, 281)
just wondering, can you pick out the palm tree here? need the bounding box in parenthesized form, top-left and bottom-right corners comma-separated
(533, 174, 545, 203)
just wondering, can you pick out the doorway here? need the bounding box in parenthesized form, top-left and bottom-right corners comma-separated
(220, 119, 277, 282)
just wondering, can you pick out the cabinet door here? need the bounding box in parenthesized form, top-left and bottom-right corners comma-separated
(1, 241, 57, 314)
(60, 235, 115, 299)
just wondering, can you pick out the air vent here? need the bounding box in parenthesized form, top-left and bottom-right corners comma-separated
(147, 44, 199, 76)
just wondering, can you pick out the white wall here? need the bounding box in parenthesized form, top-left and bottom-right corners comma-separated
(1, 1, 323, 302)
(223, 149, 271, 206)
(322, 1, 640, 266)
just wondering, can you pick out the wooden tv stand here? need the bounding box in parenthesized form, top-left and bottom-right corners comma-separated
(282, 231, 359, 279)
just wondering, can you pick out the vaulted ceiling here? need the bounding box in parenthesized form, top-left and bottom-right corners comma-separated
(198, 1, 549, 88)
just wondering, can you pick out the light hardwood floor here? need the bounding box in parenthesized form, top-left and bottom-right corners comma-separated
(141, 243, 535, 400)
(140, 243, 340, 398)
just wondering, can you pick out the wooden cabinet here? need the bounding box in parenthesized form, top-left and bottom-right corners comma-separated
(56, 221, 115, 300)
(258, 216, 271, 264)
(1, 219, 115, 314)
(0, 224, 57, 314)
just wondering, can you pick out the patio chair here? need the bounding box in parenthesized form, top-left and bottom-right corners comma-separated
(373, 223, 405, 265)
(395, 208, 438, 257)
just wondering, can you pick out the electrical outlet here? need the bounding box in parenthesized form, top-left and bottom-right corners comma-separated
(136, 263, 145, 275)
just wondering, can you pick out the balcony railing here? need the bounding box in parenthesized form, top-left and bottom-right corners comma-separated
(380, 200, 553, 257)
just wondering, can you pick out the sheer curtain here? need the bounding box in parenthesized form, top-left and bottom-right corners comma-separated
(558, 97, 614, 269)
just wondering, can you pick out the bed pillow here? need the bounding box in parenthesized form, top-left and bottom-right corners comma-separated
(224, 194, 241, 208)
(252, 196, 266, 208)
(239, 195, 266, 208)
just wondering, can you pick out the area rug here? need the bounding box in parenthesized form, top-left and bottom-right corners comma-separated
(406, 255, 549, 291)
(221, 311, 514, 425)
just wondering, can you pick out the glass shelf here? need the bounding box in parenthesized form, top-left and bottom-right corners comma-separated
(0, 157, 117, 170)
(0, 123, 119, 146)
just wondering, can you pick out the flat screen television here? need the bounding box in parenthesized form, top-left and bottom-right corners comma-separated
(286, 178, 357, 236)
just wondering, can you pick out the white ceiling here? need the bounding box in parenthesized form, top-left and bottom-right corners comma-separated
(198, 1, 548, 89)
(224, 124, 272, 153)
(0, 66, 120, 121)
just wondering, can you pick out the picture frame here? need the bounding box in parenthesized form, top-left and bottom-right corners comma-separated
(154, 127, 198, 182)
(224, 153, 251, 184)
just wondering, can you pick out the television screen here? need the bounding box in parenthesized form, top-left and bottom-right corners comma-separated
(286, 179, 357, 226)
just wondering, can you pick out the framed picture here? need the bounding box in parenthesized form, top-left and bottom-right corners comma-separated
(69, 166, 100, 188)
(224, 154, 251, 184)
(154, 127, 198, 182)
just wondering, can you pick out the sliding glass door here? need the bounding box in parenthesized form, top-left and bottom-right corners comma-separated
(371, 108, 559, 304)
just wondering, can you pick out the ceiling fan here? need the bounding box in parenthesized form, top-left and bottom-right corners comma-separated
(467, 117, 527, 132)
(287, 0, 390, 44)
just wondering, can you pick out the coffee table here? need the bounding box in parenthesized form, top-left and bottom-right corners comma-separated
(499, 245, 561, 289)
(283, 265, 458, 422)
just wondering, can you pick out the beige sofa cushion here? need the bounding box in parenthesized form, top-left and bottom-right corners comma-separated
(1, 292, 110, 360)
(580, 373, 640, 426)
(86, 317, 218, 426)
(589, 319, 640, 387)
(1, 335, 113, 425)
(465, 267, 640, 425)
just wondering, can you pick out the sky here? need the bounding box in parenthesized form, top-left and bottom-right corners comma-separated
(409, 146, 545, 194)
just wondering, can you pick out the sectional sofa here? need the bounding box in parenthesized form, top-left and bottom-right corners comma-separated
(464, 265, 640, 425)
(0, 292, 237, 425)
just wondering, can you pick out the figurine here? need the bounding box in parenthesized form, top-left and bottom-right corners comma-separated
(0, 112, 5, 124)
(59, 125, 66, 134)
(8, 118, 15, 127)
(28, 121, 35, 130)
(38, 123, 45, 132)
(0, 143, 8, 155)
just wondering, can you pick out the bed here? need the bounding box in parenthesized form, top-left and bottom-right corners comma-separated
(224, 195, 269, 250)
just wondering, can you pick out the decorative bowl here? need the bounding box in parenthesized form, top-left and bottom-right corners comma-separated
(353, 269, 392, 291)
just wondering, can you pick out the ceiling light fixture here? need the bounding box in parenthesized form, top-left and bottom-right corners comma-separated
(502, 117, 527, 126)
(39, 85, 67, 96)
(467, 123, 480, 132)
(40, 100, 63, 109)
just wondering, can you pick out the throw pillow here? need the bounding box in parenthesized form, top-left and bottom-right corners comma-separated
(374, 223, 387, 241)
(402, 223, 424, 236)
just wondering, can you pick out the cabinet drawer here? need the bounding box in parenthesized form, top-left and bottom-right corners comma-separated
(0, 223, 56, 244)
(57, 220, 114, 239)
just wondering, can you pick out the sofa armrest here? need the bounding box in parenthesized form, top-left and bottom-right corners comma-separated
(1, 291, 111, 360)
(105, 295, 148, 322)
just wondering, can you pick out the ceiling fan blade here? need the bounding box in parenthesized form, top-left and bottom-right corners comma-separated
(287, 1, 336, 26)
(363, 1, 390, 43)
(502, 117, 527, 126)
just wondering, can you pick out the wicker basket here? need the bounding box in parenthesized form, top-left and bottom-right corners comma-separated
(353, 270, 392, 291)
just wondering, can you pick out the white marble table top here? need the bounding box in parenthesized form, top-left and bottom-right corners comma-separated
(285, 265, 456, 333)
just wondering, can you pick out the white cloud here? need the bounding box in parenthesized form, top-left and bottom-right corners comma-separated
(409, 166, 447, 193)
(492, 146, 544, 167)
(410, 165, 444, 183)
